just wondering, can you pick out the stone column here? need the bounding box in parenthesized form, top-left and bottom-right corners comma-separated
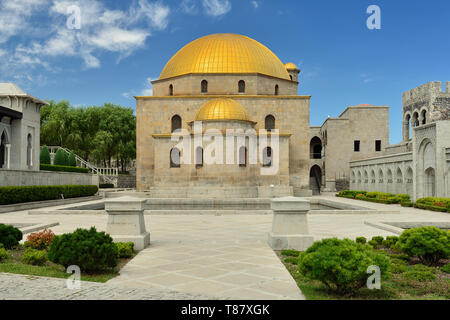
(268, 197, 314, 251)
(402, 121, 409, 141)
(105, 196, 150, 251)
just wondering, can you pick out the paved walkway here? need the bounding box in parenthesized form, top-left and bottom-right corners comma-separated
(0, 194, 449, 300)
(0, 273, 212, 300)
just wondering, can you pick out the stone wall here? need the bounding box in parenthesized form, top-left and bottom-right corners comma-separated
(136, 95, 311, 195)
(320, 105, 389, 191)
(152, 73, 298, 96)
(0, 169, 99, 187)
(117, 175, 136, 188)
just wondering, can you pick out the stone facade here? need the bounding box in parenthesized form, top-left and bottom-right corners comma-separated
(0, 83, 46, 171)
(350, 82, 450, 201)
(0, 169, 99, 187)
(136, 34, 311, 197)
(137, 95, 310, 195)
(309, 105, 389, 192)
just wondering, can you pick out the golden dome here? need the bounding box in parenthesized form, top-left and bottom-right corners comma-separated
(195, 99, 250, 122)
(284, 62, 298, 70)
(160, 33, 290, 81)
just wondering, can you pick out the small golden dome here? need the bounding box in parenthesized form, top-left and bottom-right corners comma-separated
(160, 33, 290, 81)
(284, 62, 298, 70)
(195, 99, 250, 122)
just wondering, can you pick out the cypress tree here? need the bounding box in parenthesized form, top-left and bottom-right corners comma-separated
(40, 146, 51, 165)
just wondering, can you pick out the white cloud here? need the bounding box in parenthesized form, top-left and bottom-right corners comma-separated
(251, 1, 259, 9)
(180, 0, 198, 14)
(202, 0, 231, 17)
(0, 0, 170, 72)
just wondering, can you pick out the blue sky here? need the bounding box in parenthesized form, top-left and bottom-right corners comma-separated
(1, 0, 449, 143)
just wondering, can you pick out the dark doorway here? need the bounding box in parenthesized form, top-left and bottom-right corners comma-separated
(310, 165, 322, 195)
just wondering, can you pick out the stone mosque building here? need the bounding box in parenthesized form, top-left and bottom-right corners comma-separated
(132, 33, 450, 200)
(136, 33, 391, 198)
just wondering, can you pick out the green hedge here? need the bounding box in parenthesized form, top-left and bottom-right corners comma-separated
(40, 164, 89, 174)
(0, 185, 98, 205)
(414, 197, 450, 213)
(336, 190, 410, 204)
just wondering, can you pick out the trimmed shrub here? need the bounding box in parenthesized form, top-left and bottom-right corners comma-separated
(116, 242, 134, 259)
(414, 197, 450, 213)
(402, 270, 436, 282)
(0, 185, 98, 205)
(0, 247, 9, 261)
(390, 258, 408, 274)
(48, 227, 118, 273)
(40, 146, 51, 165)
(368, 236, 384, 249)
(382, 236, 399, 249)
(25, 229, 55, 250)
(53, 149, 68, 166)
(68, 151, 77, 167)
(394, 227, 450, 266)
(298, 238, 391, 295)
(355, 237, 367, 244)
(281, 249, 301, 257)
(336, 190, 367, 199)
(0, 224, 23, 249)
(21, 248, 48, 266)
(40, 164, 89, 174)
(441, 264, 450, 274)
(338, 190, 410, 205)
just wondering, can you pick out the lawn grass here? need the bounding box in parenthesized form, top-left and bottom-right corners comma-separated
(278, 251, 450, 300)
(0, 246, 135, 283)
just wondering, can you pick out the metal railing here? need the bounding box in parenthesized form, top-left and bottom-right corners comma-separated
(45, 146, 118, 184)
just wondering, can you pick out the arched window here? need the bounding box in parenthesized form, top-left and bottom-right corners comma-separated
(289, 75, 293, 81)
(263, 147, 272, 167)
(238, 80, 245, 93)
(195, 147, 203, 168)
(201, 80, 208, 93)
(171, 115, 182, 133)
(239, 146, 247, 167)
(27, 134, 33, 167)
(169, 84, 173, 96)
(412, 112, 419, 127)
(170, 148, 180, 168)
(265, 115, 275, 132)
(421, 109, 427, 125)
(275, 85, 279, 96)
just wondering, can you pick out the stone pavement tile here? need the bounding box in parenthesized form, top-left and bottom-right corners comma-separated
(213, 273, 268, 286)
(176, 267, 230, 279)
(145, 262, 200, 272)
(142, 273, 199, 288)
(214, 262, 257, 271)
(172, 280, 235, 296)
(249, 280, 304, 299)
(243, 266, 290, 279)
(184, 257, 230, 266)
(215, 252, 255, 261)
(241, 256, 281, 265)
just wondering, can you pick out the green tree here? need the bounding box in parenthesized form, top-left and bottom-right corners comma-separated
(54, 149, 67, 166)
(68, 151, 77, 167)
(40, 146, 51, 165)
